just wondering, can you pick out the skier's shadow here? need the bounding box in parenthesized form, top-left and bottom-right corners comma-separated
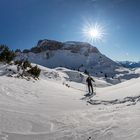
(80, 93, 95, 100)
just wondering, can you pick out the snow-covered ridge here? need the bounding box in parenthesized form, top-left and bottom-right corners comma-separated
(15, 39, 140, 85)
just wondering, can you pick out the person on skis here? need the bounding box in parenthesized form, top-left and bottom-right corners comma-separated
(86, 75, 95, 94)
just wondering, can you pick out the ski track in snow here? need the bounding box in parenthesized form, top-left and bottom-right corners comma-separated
(88, 95, 140, 106)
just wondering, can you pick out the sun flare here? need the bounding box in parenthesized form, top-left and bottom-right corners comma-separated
(82, 22, 106, 43)
(88, 28, 100, 38)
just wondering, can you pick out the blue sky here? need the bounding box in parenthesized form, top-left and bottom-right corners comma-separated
(0, 0, 140, 61)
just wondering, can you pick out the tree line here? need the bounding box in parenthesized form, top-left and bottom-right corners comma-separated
(0, 45, 41, 78)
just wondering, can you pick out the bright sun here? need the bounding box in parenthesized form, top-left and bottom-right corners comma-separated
(82, 22, 105, 43)
(88, 28, 100, 38)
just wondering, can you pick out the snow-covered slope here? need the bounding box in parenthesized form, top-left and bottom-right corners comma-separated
(0, 63, 140, 140)
(16, 39, 140, 84)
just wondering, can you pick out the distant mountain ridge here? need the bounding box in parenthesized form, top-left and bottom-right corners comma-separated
(118, 61, 140, 68)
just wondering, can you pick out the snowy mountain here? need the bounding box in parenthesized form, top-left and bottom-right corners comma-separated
(0, 63, 140, 140)
(118, 61, 140, 68)
(16, 39, 121, 78)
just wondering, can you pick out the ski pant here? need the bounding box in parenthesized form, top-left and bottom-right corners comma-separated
(88, 84, 93, 94)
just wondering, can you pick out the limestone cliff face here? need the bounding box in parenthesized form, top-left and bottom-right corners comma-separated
(25, 39, 100, 54)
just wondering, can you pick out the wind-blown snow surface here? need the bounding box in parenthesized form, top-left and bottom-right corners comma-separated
(0, 64, 140, 140)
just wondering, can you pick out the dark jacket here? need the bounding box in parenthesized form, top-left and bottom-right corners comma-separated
(86, 76, 95, 85)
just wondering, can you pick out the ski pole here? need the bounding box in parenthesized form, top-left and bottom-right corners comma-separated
(85, 83, 88, 93)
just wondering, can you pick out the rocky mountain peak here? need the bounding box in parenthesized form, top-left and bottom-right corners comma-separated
(27, 39, 100, 54)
